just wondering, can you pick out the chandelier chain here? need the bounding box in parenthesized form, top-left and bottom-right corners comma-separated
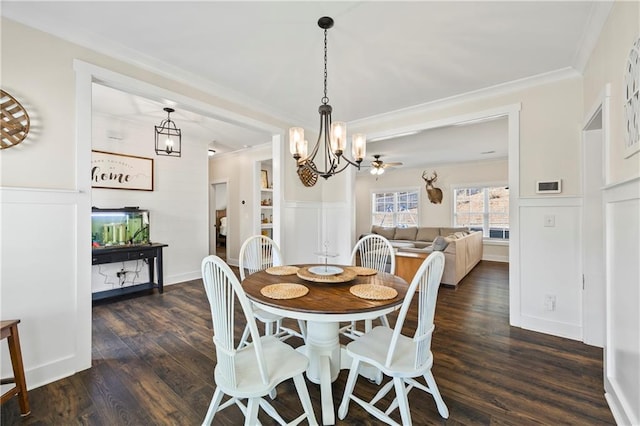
(322, 28, 329, 105)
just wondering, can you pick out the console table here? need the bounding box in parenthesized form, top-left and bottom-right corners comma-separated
(91, 243, 168, 302)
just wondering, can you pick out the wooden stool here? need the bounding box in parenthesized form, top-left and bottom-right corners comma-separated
(1, 319, 30, 416)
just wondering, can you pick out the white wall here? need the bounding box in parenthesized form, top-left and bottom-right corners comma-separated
(92, 111, 209, 287)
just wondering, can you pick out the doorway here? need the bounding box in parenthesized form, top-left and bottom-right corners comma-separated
(211, 182, 229, 260)
(581, 91, 608, 347)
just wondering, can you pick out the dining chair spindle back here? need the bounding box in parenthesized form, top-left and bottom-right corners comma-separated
(341, 234, 396, 340)
(338, 251, 449, 425)
(238, 235, 306, 347)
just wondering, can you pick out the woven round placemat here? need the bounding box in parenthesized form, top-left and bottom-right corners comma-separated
(349, 266, 378, 276)
(297, 266, 357, 283)
(260, 283, 309, 299)
(349, 284, 398, 300)
(265, 265, 300, 276)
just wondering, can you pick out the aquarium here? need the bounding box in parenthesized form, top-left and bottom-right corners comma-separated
(91, 207, 150, 248)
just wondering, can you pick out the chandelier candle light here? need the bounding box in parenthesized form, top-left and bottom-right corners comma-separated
(155, 107, 182, 157)
(289, 16, 366, 180)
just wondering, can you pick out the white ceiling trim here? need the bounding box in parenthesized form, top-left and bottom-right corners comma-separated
(350, 68, 577, 132)
(75, 60, 281, 136)
(571, 0, 614, 72)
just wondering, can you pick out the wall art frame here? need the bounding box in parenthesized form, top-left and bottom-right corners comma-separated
(623, 37, 640, 158)
(91, 150, 154, 191)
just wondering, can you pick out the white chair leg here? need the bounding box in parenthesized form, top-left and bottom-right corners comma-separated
(202, 387, 224, 425)
(244, 398, 260, 426)
(297, 320, 307, 340)
(393, 377, 412, 426)
(380, 314, 390, 328)
(338, 358, 360, 420)
(265, 320, 274, 336)
(364, 319, 373, 333)
(238, 324, 251, 348)
(293, 373, 318, 425)
(424, 371, 449, 418)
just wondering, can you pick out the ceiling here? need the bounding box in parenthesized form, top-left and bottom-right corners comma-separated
(2, 1, 611, 162)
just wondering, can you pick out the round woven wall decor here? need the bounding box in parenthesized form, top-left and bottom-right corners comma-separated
(297, 160, 318, 187)
(1, 90, 30, 149)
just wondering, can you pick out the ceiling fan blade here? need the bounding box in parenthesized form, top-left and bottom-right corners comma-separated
(381, 162, 403, 169)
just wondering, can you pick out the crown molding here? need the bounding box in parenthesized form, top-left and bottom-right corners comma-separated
(349, 68, 580, 130)
(572, 0, 614, 72)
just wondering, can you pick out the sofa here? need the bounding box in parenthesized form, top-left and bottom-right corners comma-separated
(368, 225, 483, 286)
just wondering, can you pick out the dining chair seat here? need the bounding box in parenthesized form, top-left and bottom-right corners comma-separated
(214, 335, 308, 397)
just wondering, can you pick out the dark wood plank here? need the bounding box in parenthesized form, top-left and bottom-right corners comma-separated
(1, 261, 615, 425)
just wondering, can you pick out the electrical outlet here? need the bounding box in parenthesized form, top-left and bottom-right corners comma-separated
(544, 215, 555, 227)
(544, 294, 556, 311)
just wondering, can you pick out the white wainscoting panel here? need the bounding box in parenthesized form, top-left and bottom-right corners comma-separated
(603, 177, 640, 426)
(518, 197, 583, 340)
(1, 187, 91, 389)
(281, 201, 322, 265)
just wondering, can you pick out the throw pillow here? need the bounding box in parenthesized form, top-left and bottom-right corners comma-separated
(432, 236, 450, 252)
(394, 227, 418, 240)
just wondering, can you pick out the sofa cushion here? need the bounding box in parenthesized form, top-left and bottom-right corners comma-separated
(439, 227, 468, 236)
(371, 225, 395, 240)
(432, 236, 450, 252)
(394, 227, 418, 240)
(416, 227, 440, 242)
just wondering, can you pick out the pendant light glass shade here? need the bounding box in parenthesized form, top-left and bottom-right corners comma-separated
(155, 107, 182, 157)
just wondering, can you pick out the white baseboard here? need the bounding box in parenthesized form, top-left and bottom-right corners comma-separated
(482, 254, 508, 262)
(520, 314, 582, 341)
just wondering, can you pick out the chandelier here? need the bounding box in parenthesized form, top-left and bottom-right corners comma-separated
(289, 16, 366, 180)
(154, 107, 182, 157)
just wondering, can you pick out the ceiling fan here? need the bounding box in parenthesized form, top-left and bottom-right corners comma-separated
(369, 154, 403, 175)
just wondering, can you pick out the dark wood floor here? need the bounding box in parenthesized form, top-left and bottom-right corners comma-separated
(2, 261, 614, 425)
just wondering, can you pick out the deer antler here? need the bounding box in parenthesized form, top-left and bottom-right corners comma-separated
(431, 171, 438, 183)
(422, 170, 429, 181)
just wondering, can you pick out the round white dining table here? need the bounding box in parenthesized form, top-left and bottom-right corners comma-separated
(242, 264, 408, 425)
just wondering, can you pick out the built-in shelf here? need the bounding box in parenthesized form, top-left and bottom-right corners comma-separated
(259, 161, 274, 239)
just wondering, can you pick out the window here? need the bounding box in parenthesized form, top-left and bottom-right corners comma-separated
(453, 186, 509, 239)
(372, 190, 419, 227)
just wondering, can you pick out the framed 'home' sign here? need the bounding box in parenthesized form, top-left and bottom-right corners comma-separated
(91, 150, 154, 191)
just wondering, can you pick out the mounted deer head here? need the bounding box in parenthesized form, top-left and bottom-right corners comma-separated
(422, 170, 443, 204)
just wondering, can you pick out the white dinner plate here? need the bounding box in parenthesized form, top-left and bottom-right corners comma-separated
(308, 265, 344, 276)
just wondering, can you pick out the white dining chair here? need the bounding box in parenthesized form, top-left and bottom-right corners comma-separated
(200, 255, 318, 426)
(338, 251, 448, 425)
(238, 235, 306, 347)
(340, 234, 396, 340)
